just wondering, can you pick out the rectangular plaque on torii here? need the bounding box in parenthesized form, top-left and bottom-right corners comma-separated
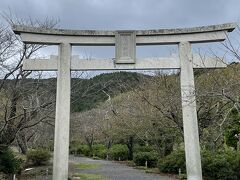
(115, 31, 136, 64)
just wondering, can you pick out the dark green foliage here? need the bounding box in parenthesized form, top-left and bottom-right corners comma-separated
(76, 145, 91, 156)
(26, 149, 51, 166)
(133, 151, 158, 168)
(0, 148, 22, 174)
(158, 148, 240, 180)
(202, 148, 240, 180)
(225, 128, 240, 149)
(133, 145, 158, 167)
(69, 146, 77, 155)
(92, 144, 107, 159)
(69, 141, 91, 156)
(134, 145, 155, 153)
(69, 141, 83, 155)
(202, 151, 234, 180)
(69, 141, 82, 155)
(158, 149, 186, 174)
(71, 72, 148, 112)
(109, 144, 129, 161)
(70, 143, 95, 157)
(225, 109, 240, 149)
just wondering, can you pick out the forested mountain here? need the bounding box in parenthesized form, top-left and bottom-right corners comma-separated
(71, 71, 149, 112)
(1, 71, 149, 111)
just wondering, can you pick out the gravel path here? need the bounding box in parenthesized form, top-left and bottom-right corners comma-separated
(69, 156, 176, 180)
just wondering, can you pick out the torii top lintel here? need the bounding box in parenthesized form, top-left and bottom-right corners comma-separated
(12, 23, 237, 45)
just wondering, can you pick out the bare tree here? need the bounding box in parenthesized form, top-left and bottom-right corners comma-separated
(0, 15, 58, 153)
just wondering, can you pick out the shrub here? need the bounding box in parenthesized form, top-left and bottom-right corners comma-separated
(202, 148, 240, 180)
(69, 146, 78, 155)
(92, 144, 107, 159)
(109, 144, 128, 161)
(133, 151, 158, 168)
(225, 128, 240, 149)
(224, 108, 240, 149)
(0, 148, 22, 174)
(76, 145, 91, 157)
(69, 141, 83, 155)
(70, 144, 93, 157)
(26, 149, 51, 166)
(158, 149, 186, 174)
(223, 148, 240, 177)
(157, 148, 240, 180)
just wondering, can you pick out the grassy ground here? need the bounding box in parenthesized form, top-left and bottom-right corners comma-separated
(17, 162, 107, 180)
(72, 173, 110, 180)
(71, 162, 111, 180)
(17, 165, 52, 180)
(74, 163, 101, 170)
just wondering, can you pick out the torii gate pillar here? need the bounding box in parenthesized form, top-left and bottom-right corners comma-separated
(53, 43, 71, 180)
(179, 42, 202, 180)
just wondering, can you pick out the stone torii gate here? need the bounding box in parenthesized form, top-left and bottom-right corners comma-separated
(13, 23, 236, 180)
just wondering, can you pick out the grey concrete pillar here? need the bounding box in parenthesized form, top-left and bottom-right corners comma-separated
(53, 43, 71, 180)
(179, 42, 202, 180)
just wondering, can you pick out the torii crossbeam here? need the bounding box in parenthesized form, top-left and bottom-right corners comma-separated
(13, 23, 236, 180)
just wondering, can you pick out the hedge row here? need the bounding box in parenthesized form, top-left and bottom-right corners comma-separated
(158, 148, 240, 180)
(70, 144, 129, 160)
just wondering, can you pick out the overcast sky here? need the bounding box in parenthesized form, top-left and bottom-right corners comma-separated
(0, 0, 239, 75)
(1, 0, 240, 29)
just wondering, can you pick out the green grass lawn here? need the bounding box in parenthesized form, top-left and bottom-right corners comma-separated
(73, 173, 111, 180)
(74, 163, 101, 170)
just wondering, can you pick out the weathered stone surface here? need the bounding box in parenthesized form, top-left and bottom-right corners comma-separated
(53, 43, 71, 180)
(12, 23, 236, 36)
(179, 42, 202, 180)
(115, 31, 136, 64)
(22, 55, 227, 71)
(13, 23, 236, 45)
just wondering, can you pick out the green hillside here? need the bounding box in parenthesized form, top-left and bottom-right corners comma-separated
(71, 71, 149, 112)
(1, 71, 150, 112)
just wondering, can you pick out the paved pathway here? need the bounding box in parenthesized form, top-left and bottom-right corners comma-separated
(69, 156, 176, 180)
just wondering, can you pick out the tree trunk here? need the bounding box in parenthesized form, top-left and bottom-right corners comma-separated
(0, 90, 19, 148)
(16, 131, 28, 154)
(127, 136, 134, 160)
(85, 135, 94, 156)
